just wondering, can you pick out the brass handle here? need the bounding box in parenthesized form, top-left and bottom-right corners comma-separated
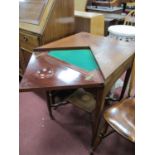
(23, 36, 28, 42)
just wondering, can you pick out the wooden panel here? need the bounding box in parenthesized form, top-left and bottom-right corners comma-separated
(75, 11, 104, 36)
(19, 0, 48, 25)
(74, 0, 88, 11)
(42, 0, 75, 43)
(75, 16, 91, 33)
(19, 0, 55, 34)
(90, 13, 104, 35)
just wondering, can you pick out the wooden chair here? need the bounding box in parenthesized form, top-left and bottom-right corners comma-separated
(88, 61, 135, 155)
(124, 10, 135, 26)
(101, 61, 135, 143)
(104, 97, 135, 142)
(126, 1, 135, 9)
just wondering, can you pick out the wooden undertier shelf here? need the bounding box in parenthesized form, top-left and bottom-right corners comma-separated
(19, 0, 74, 76)
(67, 88, 96, 113)
(74, 11, 104, 36)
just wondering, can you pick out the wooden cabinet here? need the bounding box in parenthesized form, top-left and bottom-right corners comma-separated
(19, 0, 74, 76)
(74, 11, 104, 35)
(74, 11, 104, 36)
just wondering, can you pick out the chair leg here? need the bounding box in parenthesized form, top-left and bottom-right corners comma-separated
(100, 128, 115, 139)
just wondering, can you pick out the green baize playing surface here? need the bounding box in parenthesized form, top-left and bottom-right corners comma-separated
(48, 49, 98, 72)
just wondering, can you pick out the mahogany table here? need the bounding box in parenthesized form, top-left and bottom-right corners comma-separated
(20, 32, 135, 151)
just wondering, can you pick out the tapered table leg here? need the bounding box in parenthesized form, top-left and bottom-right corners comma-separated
(91, 87, 106, 151)
(46, 91, 55, 119)
(119, 67, 132, 100)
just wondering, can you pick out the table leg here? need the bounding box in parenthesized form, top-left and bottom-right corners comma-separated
(46, 91, 55, 119)
(119, 67, 132, 100)
(91, 87, 107, 151)
(91, 79, 119, 152)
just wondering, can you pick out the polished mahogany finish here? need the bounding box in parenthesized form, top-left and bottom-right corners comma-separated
(104, 98, 135, 142)
(35, 32, 135, 79)
(19, 50, 104, 92)
(20, 32, 135, 150)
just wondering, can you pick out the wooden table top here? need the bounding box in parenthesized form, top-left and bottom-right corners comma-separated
(20, 32, 135, 92)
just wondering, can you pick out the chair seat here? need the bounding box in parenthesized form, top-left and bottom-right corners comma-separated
(104, 98, 135, 142)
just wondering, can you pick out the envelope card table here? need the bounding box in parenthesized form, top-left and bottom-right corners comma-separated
(20, 32, 135, 151)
